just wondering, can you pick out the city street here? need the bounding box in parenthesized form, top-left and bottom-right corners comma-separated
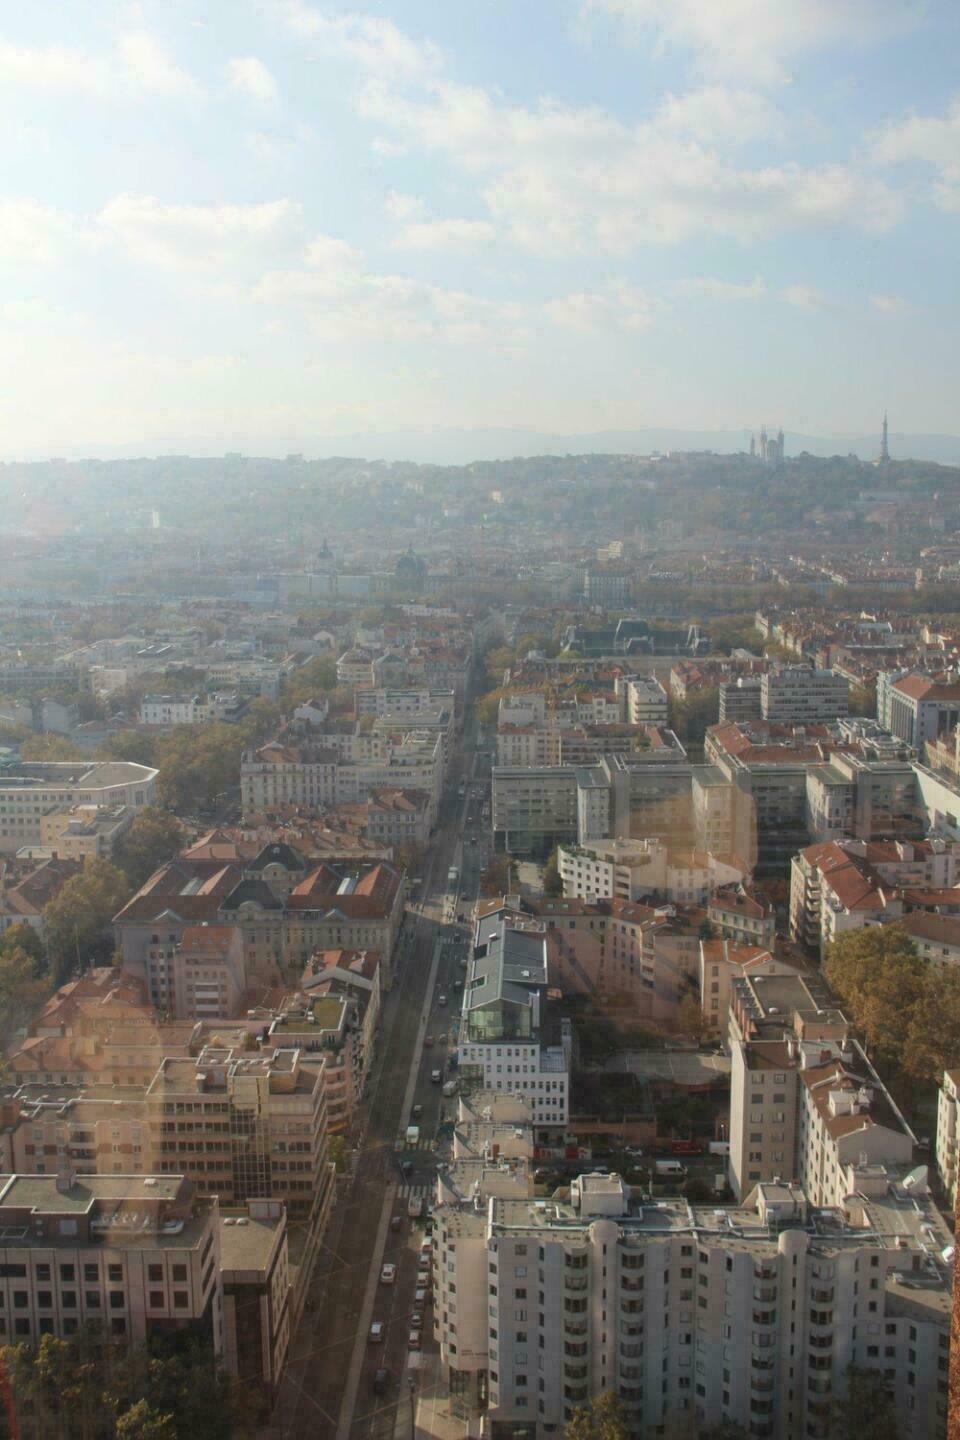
(270, 714, 492, 1440)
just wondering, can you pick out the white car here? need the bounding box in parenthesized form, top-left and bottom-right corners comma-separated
(380, 1263, 398, 1285)
(369, 1321, 385, 1343)
(438, 995, 447, 1007)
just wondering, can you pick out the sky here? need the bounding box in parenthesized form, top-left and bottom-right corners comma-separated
(1, 0, 959, 458)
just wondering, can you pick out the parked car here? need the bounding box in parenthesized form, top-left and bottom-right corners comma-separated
(411, 1311, 423, 1330)
(408, 1331, 421, 1350)
(369, 1321, 384, 1343)
(380, 1263, 397, 1285)
(414, 1287, 428, 1305)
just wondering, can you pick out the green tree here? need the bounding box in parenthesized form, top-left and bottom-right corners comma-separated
(0, 921, 44, 964)
(564, 1391, 629, 1440)
(329, 1134, 348, 1172)
(543, 846, 563, 896)
(678, 989, 707, 1041)
(823, 924, 927, 1078)
(99, 730, 159, 766)
(285, 657, 338, 706)
(42, 858, 131, 986)
(830, 1366, 899, 1440)
(670, 686, 720, 744)
(114, 807, 184, 888)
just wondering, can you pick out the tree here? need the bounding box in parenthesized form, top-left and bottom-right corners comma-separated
(901, 963, 960, 1087)
(0, 945, 52, 1049)
(543, 846, 563, 896)
(480, 853, 511, 897)
(0, 921, 44, 965)
(564, 1391, 629, 1440)
(830, 1366, 899, 1440)
(42, 858, 131, 986)
(329, 1134, 348, 1172)
(678, 990, 706, 1041)
(99, 731, 159, 766)
(19, 734, 86, 761)
(823, 924, 928, 1079)
(114, 808, 184, 888)
(114, 1401, 177, 1440)
(285, 657, 338, 706)
(670, 686, 720, 745)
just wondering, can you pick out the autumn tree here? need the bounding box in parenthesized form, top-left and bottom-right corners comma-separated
(42, 858, 131, 986)
(823, 924, 928, 1078)
(480, 853, 511, 897)
(901, 963, 960, 1087)
(19, 734, 86, 761)
(114, 807, 184, 888)
(829, 1366, 899, 1440)
(564, 1391, 629, 1440)
(0, 944, 52, 1049)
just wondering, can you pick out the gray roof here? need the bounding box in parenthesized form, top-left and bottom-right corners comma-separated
(466, 916, 547, 1013)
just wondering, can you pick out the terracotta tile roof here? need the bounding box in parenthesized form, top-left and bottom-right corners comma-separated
(893, 674, 960, 702)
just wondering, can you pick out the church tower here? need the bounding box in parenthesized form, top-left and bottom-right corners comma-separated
(880, 413, 890, 464)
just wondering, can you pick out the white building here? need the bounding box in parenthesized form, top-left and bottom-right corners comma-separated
(935, 1068, 960, 1209)
(558, 837, 746, 904)
(431, 1175, 951, 1440)
(761, 667, 849, 724)
(457, 909, 571, 1127)
(621, 674, 669, 727)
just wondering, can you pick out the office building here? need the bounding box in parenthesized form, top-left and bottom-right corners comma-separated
(0, 761, 158, 853)
(761, 668, 849, 725)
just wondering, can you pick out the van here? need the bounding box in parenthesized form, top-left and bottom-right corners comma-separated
(442, 1080, 458, 1097)
(708, 1140, 730, 1156)
(408, 1194, 425, 1219)
(654, 1159, 686, 1178)
(406, 1125, 420, 1145)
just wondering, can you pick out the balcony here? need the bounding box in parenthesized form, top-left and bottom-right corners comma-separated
(564, 1276, 588, 1293)
(751, 1378, 775, 1394)
(753, 1286, 777, 1303)
(810, 1289, 834, 1304)
(621, 1278, 643, 1293)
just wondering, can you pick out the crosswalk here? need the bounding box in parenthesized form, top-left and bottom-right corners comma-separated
(397, 1182, 433, 1205)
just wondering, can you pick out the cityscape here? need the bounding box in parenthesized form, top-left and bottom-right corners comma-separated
(2, 3, 960, 1439)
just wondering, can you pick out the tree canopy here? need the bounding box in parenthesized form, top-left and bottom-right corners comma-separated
(830, 1365, 900, 1440)
(114, 807, 184, 889)
(42, 858, 131, 987)
(564, 1391, 629, 1440)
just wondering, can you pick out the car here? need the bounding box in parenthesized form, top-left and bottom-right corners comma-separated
(430, 1068, 442, 1083)
(423, 1035, 434, 1048)
(401, 1160, 413, 1177)
(408, 1331, 421, 1350)
(411, 1104, 423, 1119)
(411, 1310, 423, 1329)
(414, 1287, 428, 1305)
(373, 1368, 389, 1395)
(417, 1257, 431, 1275)
(390, 1214, 402, 1233)
(420, 1237, 432, 1254)
(453, 978, 463, 989)
(369, 1321, 385, 1343)
(437, 994, 447, 1007)
(380, 1263, 397, 1285)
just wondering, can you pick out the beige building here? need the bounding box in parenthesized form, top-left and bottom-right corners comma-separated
(219, 1198, 290, 1410)
(0, 1172, 222, 1353)
(39, 804, 133, 860)
(0, 760, 157, 853)
(935, 1068, 960, 1208)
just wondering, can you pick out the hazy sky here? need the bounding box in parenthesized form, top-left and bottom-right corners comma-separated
(1, 0, 958, 456)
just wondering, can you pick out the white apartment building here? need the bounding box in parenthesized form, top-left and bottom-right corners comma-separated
(0, 761, 158, 853)
(761, 667, 849, 724)
(457, 911, 571, 1127)
(621, 674, 669, 727)
(935, 1068, 960, 1208)
(140, 692, 244, 727)
(558, 837, 745, 905)
(431, 1175, 951, 1440)
(355, 685, 455, 718)
(719, 675, 763, 722)
(0, 1173, 223, 1354)
(886, 673, 960, 750)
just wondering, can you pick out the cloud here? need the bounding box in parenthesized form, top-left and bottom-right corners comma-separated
(654, 86, 780, 145)
(384, 191, 425, 222)
(116, 33, 201, 98)
(98, 195, 304, 271)
(393, 217, 496, 251)
(871, 97, 960, 212)
(544, 284, 653, 332)
(679, 275, 766, 300)
(581, 0, 912, 84)
(359, 79, 901, 253)
(870, 292, 910, 313)
(780, 283, 828, 310)
(0, 200, 76, 264)
(0, 31, 201, 99)
(227, 56, 279, 104)
(273, 3, 442, 80)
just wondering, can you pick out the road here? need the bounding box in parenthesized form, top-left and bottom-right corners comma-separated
(271, 713, 493, 1440)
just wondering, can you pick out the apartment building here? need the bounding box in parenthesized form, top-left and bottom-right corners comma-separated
(491, 766, 579, 854)
(363, 786, 432, 849)
(38, 803, 133, 860)
(760, 667, 849, 724)
(354, 685, 456, 718)
(934, 1069, 959, 1208)
(0, 1172, 223, 1353)
(621, 674, 669, 727)
(698, 939, 803, 1035)
(264, 994, 367, 1135)
(727, 969, 916, 1207)
(241, 740, 340, 812)
(558, 837, 746, 905)
(707, 884, 775, 947)
(0, 855, 83, 938)
(789, 836, 959, 959)
(804, 753, 922, 844)
(431, 1173, 951, 1440)
(0, 760, 158, 853)
(719, 675, 763, 722)
(145, 1045, 333, 1239)
(140, 692, 245, 727)
(165, 925, 248, 1022)
(219, 1198, 290, 1409)
(457, 910, 571, 1127)
(886, 673, 960, 749)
